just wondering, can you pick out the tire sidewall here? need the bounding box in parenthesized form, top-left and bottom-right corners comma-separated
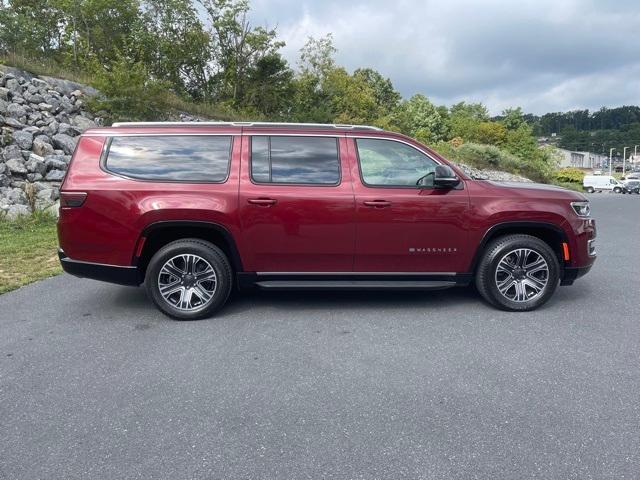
(481, 236, 560, 311)
(145, 240, 232, 320)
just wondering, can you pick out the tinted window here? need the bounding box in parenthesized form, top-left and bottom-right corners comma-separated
(106, 135, 232, 182)
(356, 138, 438, 187)
(251, 136, 340, 184)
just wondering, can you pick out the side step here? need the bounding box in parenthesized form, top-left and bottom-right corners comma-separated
(255, 280, 457, 291)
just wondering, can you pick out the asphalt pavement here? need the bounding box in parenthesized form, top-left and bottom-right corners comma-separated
(1, 194, 639, 479)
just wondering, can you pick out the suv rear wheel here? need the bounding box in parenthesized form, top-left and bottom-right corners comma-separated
(145, 239, 232, 320)
(475, 234, 559, 311)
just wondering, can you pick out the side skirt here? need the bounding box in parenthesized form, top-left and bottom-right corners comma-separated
(237, 272, 472, 291)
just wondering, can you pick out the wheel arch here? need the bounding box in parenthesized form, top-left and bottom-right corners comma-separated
(469, 221, 570, 274)
(134, 221, 243, 276)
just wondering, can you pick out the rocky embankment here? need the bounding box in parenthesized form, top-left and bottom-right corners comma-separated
(0, 66, 100, 219)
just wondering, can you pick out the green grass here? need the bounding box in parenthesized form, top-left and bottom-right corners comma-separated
(552, 181, 585, 192)
(0, 212, 62, 294)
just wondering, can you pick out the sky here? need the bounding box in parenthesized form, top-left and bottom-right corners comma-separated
(245, 0, 640, 115)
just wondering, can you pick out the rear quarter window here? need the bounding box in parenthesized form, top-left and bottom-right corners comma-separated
(104, 135, 232, 182)
(250, 136, 340, 185)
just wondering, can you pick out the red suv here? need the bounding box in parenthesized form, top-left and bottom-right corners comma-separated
(57, 122, 596, 319)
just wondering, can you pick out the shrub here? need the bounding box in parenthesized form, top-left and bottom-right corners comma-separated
(555, 167, 585, 184)
(88, 55, 171, 122)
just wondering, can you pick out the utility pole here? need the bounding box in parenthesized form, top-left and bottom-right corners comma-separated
(609, 148, 615, 175)
(635, 145, 639, 167)
(623, 147, 629, 176)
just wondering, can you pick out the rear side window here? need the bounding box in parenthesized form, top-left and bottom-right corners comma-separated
(250, 136, 340, 185)
(105, 135, 232, 182)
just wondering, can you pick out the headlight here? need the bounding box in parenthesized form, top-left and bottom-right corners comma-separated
(571, 201, 591, 217)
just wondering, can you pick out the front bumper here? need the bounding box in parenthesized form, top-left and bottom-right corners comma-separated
(58, 249, 141, 286)
(560, 265, 593, 286)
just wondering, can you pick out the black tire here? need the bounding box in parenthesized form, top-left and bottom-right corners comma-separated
(614, 187, 622, 193)
(145, 239, 233, 320)
(475, 234, 560, 312)
(585, 186, 594, 194)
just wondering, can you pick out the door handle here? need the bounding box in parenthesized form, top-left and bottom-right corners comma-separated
(363, 200, 391, 208)
(248, 198, 277, 206)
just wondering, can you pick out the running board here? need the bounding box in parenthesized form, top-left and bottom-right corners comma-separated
(254, 280, 457, 290)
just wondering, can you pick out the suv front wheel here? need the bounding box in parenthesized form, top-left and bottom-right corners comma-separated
(145, 239, 233, 320)
(475, 234, 560, 311)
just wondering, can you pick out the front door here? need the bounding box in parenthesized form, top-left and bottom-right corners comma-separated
(349, 137, 471, 273)
(238, 134, 355, 272)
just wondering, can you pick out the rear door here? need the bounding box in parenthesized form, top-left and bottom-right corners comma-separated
(238, 133, 355, 272)
(348, 136, 471, 273)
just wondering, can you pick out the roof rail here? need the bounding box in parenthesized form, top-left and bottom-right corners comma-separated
(110, 121, 383, 131)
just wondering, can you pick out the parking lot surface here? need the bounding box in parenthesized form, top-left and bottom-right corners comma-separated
(1, 194, 639, 479)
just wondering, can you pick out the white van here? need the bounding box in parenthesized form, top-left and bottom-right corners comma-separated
(583, 175, 626, 193)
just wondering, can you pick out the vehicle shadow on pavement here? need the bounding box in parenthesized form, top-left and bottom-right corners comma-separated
(110, 279, 595, 321)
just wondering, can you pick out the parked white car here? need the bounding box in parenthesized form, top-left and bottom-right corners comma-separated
(583, 175, 626, 193)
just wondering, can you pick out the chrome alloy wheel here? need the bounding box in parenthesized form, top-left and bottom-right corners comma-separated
(494, 248, 549, 303)
(157, 254, 217, 311)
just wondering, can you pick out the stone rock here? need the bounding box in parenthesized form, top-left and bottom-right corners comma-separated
(35, 187, 56, 210)
(37, 102, 53, 112)
(0, 97, 8, 113)
(26, 173, 43, 182)
(44, 155, 67, 171)
(5, 204, 30, 219)
(0, 174, 10, 187)
(71, 115, 97, 131)
(0, 87, 10, 100)
(31, 181, 51, 193)
(32, 137, 55, 157)
(5, 158, 27, 175)
(2, 144, 23, 161)
(45, 169, 66, 181)
(51, 133, 77, 155)
(6, 103, 27, 122)
(0, 163, 5, 174)
(57, 122, 80, 136)
(4, 117, 25, 129)
(41, 120, 59, 136)
(31, 78, 49, 89)
(25, 92, 45, 104)
(71, 89, 83, 98)
(1, 186, 27, 204)
(5, 78, 21, 93)
(26, 154, 47, 175)
(43, 200, 60, 217)
(13, 129, 34, 149)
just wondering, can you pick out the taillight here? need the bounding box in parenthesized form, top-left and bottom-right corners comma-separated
(60, 192, 87, 208)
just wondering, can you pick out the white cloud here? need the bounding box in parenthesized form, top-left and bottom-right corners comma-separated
(248, 0, 640, 114)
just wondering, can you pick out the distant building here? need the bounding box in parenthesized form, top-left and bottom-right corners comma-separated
(556, 148, 608, 169)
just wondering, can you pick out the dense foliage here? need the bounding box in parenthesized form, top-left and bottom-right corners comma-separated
(1, 0, 560, 181)
(525, 107, 640, 154)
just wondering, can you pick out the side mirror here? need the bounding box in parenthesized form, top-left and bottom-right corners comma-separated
(433, 165, 460, 189)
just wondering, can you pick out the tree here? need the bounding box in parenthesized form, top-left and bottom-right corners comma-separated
(0, 0, 65, 56)
(353, 68, 401, 113)
(141, 0, 211, 97)
(244, 52, 294, 118)
(199, 0, 284, 105)
(501, 107, 526, 130)
(393, 94, 447, 143)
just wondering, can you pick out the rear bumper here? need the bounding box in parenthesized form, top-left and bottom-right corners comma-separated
(58, 250, 141, 286)
(560, 265, 593, 286)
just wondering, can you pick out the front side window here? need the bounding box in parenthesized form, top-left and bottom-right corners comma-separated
(105, 135, 232, 182)
(356, 138, 438, 187)
(250, 136, 340, 185)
